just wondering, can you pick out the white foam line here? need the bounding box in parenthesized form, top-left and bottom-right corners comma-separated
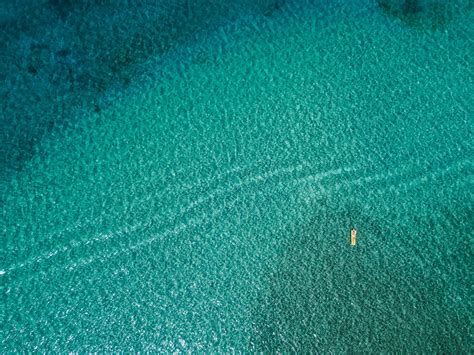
(5, 161, 310, 273)
(89, 162, 310, 245)
(292, 166, 358, 184)
(52, 193, 240, 277)
(9, 159, 469, 275)
(6, 162, 471, 293)
(385, 159, 473, 192)
(295, 158, 472, 201)
(64, 163, 357, 272)
(297, 161, 414, 188)
(41, 161, 260, 240)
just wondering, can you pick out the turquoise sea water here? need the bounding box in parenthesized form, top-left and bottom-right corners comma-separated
(1, 0, 473, 351)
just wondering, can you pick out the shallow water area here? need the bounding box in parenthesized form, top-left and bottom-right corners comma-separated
(1, 0, 473, 352)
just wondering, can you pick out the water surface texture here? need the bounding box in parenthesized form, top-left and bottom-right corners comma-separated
(1, 0, 473, 352)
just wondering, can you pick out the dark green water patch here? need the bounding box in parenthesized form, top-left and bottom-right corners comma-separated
(376, 0, 466, 30)
(0, 0, 290, 178)
(250, 201, 471, 352)
(263, 1, 285, 17)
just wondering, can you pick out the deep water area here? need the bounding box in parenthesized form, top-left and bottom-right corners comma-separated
(1, 0, 473, 351)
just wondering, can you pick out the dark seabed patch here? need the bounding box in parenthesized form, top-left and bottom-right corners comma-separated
(250, 201, 472, 352)
(0, 0, 285, 178)
(376, 0, 468, 30)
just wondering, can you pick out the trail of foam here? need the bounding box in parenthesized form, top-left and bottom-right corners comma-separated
(21, 159, 253, 242)
(6, 158, 469, 277)
(4, 193, 242, 292)
(64, 163, 360, 271)
(38, 161, 263, 241)
(295, 158, 472, 197)
(4, 166, 471, 297)
(5, 161, 311, 273)
(65, 194, 242, 272)
(292, 166, 359, 184)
